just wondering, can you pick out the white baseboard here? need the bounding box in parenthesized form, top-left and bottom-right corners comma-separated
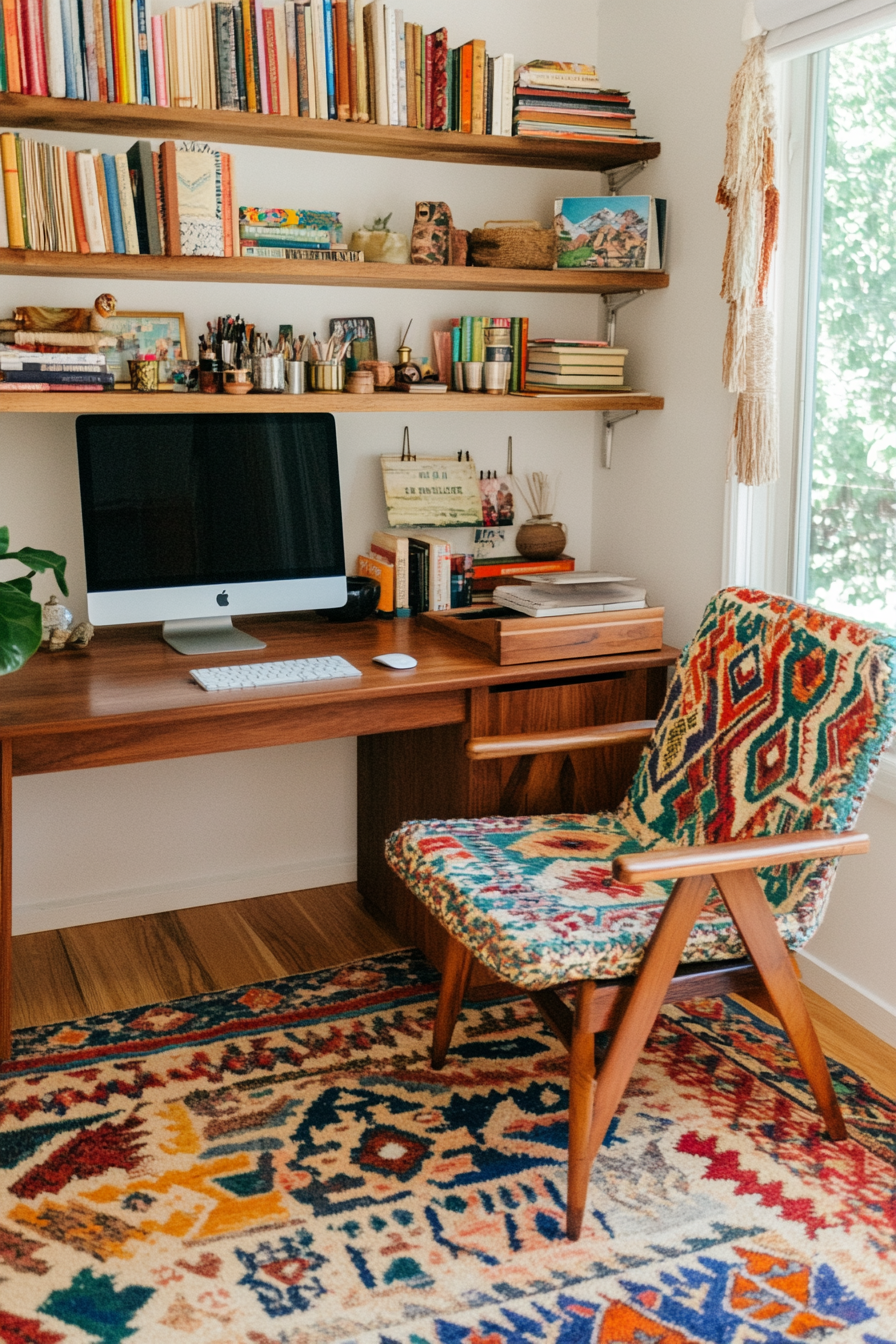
(870, 751, 896, 807)
(12, 854, 357, 936)
(797, 948, 896, 1049)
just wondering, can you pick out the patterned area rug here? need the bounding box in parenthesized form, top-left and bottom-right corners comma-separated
(1, 950, 894, 1344)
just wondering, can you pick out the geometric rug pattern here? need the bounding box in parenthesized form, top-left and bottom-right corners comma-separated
(0, 949, 894, 1343)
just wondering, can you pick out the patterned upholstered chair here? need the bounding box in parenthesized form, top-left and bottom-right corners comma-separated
(387, 589, 896, 1239)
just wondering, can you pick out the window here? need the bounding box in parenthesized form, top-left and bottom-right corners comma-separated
(802, 27, 896, 628)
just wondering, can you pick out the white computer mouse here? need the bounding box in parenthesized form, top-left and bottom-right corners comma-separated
(372, 652, 418, 670)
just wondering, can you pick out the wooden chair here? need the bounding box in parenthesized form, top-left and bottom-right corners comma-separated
(386, 588, 896, 1239)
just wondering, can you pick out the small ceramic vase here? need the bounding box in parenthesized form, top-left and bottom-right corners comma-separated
(515, 516, 567, 561)
(42, 594, 73, 639)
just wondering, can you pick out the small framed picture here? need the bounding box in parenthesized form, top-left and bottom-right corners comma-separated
(329, 316, 377, 366)
(101, 312, 188, 388)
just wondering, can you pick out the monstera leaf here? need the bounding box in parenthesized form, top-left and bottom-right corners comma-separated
(0, 526, 68, 677)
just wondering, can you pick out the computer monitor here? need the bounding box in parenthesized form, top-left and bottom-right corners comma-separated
(76, 412, 347, 655)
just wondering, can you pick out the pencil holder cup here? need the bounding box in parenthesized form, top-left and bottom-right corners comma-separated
(128, 358, 159, 392)
(483, 362, 509, 394)
(252, 353, 285, 392)
(285, 361, 307, 394)
(199, 359, 223, 394)
(463, 361, 484, 392)
(223, 368, 254, 395)
(311, 360, 346, 392)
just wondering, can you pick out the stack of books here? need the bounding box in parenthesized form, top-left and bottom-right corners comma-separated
(523, 340, 628, 393)
(471, 553, 574, 603)
(0, 350, 115, 393)
(493, 571, 647, 618)
(0, 0, 513, 137)
(239, 206, 361, 260)
(512, 62, 650, 144)
(0, 134, 236, 257)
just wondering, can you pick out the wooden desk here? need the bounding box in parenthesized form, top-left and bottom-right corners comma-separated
(0, 614, 678, 1055)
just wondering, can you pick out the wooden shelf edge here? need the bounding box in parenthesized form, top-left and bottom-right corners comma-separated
(0, 248, 669, 294)
(0, 93, 661, 172)
(0, 390, 665, 413)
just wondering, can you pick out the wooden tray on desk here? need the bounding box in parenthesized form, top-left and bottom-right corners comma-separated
(419, 605, 665, 665)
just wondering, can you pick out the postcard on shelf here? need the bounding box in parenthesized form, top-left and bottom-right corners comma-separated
(381, 456, 483, 528)
(472, 527, 508, 560)
(101, 313, 187, 387)
(554, 196, 667, 270)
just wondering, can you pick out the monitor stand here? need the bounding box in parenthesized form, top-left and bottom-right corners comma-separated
(162, 617, 267, 656)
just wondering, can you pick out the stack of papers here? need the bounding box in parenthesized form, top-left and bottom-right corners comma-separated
(494, 573, 648, 618)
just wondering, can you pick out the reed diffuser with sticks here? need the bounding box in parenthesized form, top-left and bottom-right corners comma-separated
(515, 471, 567, 561)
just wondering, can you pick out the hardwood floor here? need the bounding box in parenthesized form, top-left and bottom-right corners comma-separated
(12, 883, 896, 1100)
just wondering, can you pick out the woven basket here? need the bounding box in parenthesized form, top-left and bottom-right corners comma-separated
(469, 220, 557, 270)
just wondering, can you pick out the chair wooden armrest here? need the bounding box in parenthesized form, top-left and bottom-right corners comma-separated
(465, 719, 657, 761)
(613, 829, 870, 883)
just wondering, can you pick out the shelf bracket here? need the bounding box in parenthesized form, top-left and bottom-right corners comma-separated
(603, 289, 646, 346)
(605, 160, 647, 196)
(601, 410, 638, 470)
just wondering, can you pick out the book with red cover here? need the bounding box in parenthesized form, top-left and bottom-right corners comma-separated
(472, 555, 575, 580)
(66, 150, 91, 254)
(429, 27, 446, 130)
(20, 0, 49, 96)
(423, 29, 432, 129)
(333, 0, 349, 119)
(263, 8, 279, 113)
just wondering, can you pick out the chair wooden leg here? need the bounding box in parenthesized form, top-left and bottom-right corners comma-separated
(715, 869, 848, 1141)
(567, 983, 599, 1241)
(431, 935, 474, 1069)
(566, 875, 713, 1239)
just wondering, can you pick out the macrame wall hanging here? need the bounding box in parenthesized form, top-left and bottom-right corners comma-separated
(717, 31, 780, 486)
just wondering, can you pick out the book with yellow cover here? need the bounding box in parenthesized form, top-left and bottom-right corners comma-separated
(357, 552, 395, 617)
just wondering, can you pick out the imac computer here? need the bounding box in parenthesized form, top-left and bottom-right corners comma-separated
(76, 412, 347, 655)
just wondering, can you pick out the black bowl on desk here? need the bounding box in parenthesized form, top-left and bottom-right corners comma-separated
(319, 575, 380, 622)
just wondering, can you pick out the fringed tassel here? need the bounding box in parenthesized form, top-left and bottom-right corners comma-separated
(718, 34, 780, 483)
(728, 306, 778, 486)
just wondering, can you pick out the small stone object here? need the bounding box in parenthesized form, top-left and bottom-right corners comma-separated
(42, 594, 73, 638)
(67, 621, 95, 648)
(47, 621, 95, 652)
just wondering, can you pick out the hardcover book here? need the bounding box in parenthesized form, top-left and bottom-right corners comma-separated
(554, 195, 667, 270)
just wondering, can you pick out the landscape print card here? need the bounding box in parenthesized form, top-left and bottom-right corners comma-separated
(554, 195, 665, 269)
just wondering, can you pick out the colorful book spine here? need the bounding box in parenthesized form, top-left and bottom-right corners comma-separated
(1, 134, 25, 248)
(285, 0, 298, 115)
(296, 0, 309, 113)
(262, 6, 278, 111)
(333, 0, 348, 119)
(322, 0, 335, 117)
(66, 149, 89, 252)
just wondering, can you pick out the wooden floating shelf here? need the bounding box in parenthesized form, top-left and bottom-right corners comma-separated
(0, 93, 660, 172)
(0, 391, 664, 414)
(0, 248, 669, 295)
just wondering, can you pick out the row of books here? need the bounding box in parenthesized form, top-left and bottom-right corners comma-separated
(525, 341, 628, 391)
(0, 0, 514, 136)
(448, 316, 529, 393)
(359, 531, 452, 617)
(0, 349, 114, 392)
(0, 134, 236, 256)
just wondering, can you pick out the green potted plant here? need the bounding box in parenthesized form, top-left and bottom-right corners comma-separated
(0, 526, 68, 676)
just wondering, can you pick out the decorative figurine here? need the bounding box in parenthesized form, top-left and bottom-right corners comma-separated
(42, 594, 73, 640)
(411, 201, 453, 265)
(47, 621, 95, 652)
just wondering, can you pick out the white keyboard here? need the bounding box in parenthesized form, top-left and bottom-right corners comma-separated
(190, 655, 363, 692)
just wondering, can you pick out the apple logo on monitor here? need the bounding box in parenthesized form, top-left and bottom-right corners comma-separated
(216, 591, 230, 607)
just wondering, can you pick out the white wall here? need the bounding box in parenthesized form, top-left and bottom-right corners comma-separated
(2, 0, 604, 934)
(597, 0, 896, 1048)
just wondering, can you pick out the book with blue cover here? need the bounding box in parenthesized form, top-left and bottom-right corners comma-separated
(554, 195, 667, 270)
(102, 153, 126, 254)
